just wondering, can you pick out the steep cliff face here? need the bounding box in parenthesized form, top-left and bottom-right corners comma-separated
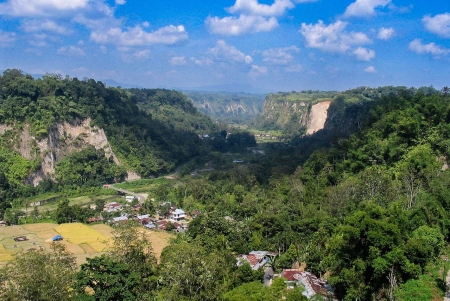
(253, 91, 337, 137)
(307, 100, 332, 135)
(0, 118, 130, 186)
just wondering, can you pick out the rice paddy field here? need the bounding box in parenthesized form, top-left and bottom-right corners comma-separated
(0, 223, 174, 266)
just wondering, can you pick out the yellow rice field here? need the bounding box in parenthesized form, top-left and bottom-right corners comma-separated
(0, 222, 174, 265)
(54, 223, 111, 252)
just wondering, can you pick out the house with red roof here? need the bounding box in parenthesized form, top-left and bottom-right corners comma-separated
(282, 269, 334, 299)
(236, 251, 279, 270)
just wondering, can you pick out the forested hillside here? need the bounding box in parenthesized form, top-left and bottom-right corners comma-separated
(252, 86, 438, 138)
(148, 87, 450, 300)
(186, 91, 265, 124)
(0, 69, 249, 215)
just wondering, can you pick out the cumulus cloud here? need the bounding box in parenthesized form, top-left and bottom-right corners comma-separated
(57, 45, 85, 56)
(206, 15, 278, 36)
(171, 56, 187, 66)
(285, 64, 303, 72)
(249, 64, 268, 78)
(300, 20, 371, 53)
(344, 0, 391, 18)
(208, 40, 253, 64)
(0, 0, 89, 16)
(115, 0, 126, 5)
(353, 47, 375, 61)
(364, 66, 377, 73)
(22, 19, 69, 35)
(0, 30, 16, 47)
(226, 0, 295, 17)
(190, 57, 214, 66)
(377, 27, 395, 40)
(261, 45, 299, 65)
(423, 13, 450, 38)
(90, 25, 188, 46)
(121, 49, 151, 63)
(409, 39, 450, 57)
(226, 0, 318, 16)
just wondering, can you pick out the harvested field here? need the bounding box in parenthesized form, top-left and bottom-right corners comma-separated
(0, 223, 173, 266)
(54, 223, 111, 252)
(142, 230, 174, 260)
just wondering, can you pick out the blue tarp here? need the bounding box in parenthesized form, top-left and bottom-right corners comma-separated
(52, 235, 63, 241)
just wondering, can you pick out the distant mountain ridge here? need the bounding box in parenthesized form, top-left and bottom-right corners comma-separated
(185, 91, 266, 124)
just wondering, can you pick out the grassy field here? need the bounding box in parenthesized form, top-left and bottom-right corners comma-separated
(0, 223, 174, 266)
(114, 178, 169, 193)
(19, 194, 122, 213)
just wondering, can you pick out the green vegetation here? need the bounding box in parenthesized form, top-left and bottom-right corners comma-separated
(1, 71, 450, 300)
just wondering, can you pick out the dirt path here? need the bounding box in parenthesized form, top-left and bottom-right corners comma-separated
(108, 185, 148, 204)
(307, 100, 331, 135)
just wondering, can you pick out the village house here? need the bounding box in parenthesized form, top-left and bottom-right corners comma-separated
(105, 202, 122, 212)
(156, 220, 168, 230)
(135, 214, 152, 225)
(191, 210, 203, 219)
(125, 195, 138, 203)
(170, 209, 185, 222)
(236, 251, 279, 270)
(87, 216, 103, 223)
(282, 269, 334, 299)
(112, 215, 128, 224)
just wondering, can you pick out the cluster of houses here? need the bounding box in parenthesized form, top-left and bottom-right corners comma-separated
(94, 197, 193, 233)
(237, 251, 335, 300)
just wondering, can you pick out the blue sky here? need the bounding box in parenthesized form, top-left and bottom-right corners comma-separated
(0, 0, 449, 92)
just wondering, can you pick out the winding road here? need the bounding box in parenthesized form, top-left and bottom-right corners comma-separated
(108, 184, 148, 204)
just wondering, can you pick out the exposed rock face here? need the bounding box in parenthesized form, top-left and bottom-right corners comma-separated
(307, 101, 332, 135)
(0, 118, 123, 186)
(255, 93, 333, 136)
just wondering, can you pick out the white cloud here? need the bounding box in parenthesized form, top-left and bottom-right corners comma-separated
(208, 40, 253, 64)
(423, 13, 450, 38)
(22, 19, 69, 35)
(171, 56, 187, 66)
(364, 66, 377, 73)
(285, 64, 303, 72)
(115, 0, 126, 5)
(249, 64, 268, 78)
(261, 45, 299, 65)
(57, 45, 85, 56)
(142, 21, 150, 28)
(90, 25, 188, 46)
(409, 39, 450, 57)
(226, 0, 318, 16)
(29, 40, 47, 47)
(344, 0, 391, 18)
(377, 27, 395, 40)
(0, 30, 16, 47)
(206, 14, 278, 36)
(226, 0, 294, 17)
(300, 20, 371, 53)
(190, 57, 214, 66)
(353, 47, 375, 61)
(0, 0, 89, 16)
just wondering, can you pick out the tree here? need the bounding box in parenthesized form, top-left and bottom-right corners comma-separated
(157, 242, 234, 300)
(32, 205, 39, 220)
(0, 243, 76, 301)
(4, 208, 24, 225)
(72, 255, 140, 301)
(223, 281, 277, 301)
